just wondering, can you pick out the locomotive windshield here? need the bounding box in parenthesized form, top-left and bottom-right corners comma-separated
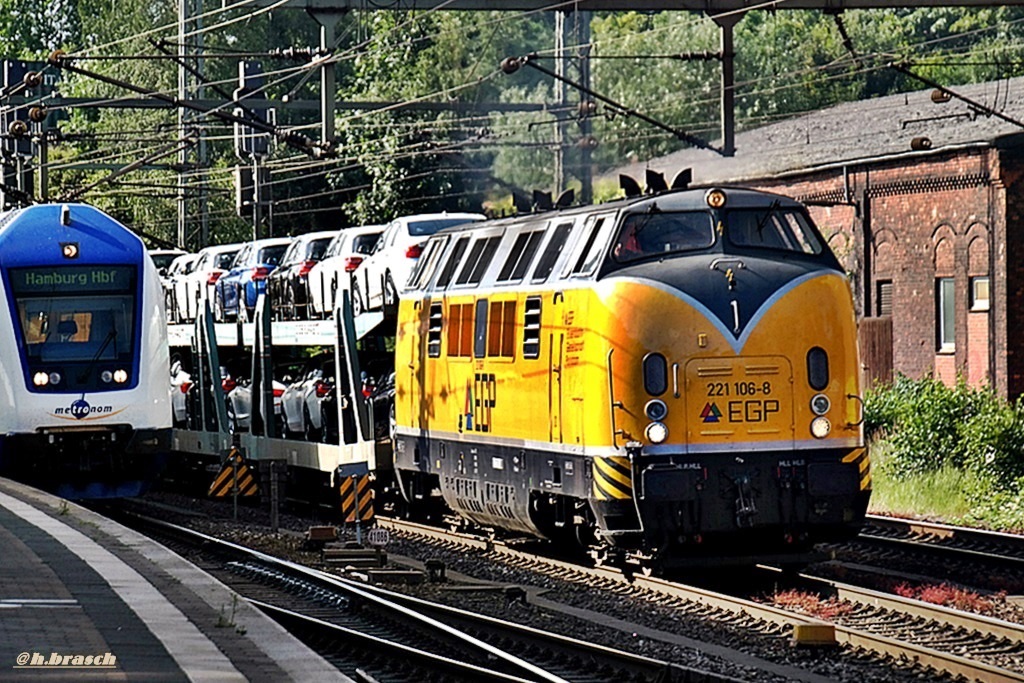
(725, 206, 824, 255)
(8, 266, 137, 385)
(612, 212, 714, 262)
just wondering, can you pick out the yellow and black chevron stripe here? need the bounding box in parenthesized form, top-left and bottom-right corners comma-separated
(340, 474, 374, 523)
(209, 451, 259, 498)
(592, 456, 634, 501)
(843, 448, 872, 491)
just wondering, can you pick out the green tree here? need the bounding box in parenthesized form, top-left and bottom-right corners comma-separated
(0, 0, 79, 58)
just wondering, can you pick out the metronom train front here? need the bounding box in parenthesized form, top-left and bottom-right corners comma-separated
(391, 184, 869, 570)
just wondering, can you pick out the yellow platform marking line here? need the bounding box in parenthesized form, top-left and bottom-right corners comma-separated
(593, 456, 633, 501)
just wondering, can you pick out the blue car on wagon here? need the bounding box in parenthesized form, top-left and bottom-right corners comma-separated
(214, 237, 291, 321)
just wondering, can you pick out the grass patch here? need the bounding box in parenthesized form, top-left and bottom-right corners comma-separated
(867, 456, 978, 521)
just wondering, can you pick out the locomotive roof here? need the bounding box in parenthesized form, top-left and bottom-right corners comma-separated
(0, 204, 145, 269)
(433, 186, 806, 238)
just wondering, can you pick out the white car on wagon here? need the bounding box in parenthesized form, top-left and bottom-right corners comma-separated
(172, 242, 243, 323)
(307, 225, 385, 319)
(351, 212, 485, 316)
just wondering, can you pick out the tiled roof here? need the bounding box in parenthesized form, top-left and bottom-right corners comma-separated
(609, 77, 1024, 185)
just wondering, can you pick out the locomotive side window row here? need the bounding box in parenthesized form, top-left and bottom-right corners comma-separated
(456, 235, 502, 286)
(444, 299, 517, 360)
(487, 300, 516, 358)
(531, 222, 574, 282)
(414, 213, 590, 295)
(447, 302, 474, 358)
(497, 230, 544, 282)
(435, 236, 470, 289)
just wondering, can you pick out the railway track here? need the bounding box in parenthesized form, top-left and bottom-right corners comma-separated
(376, 516, 1024, 683)
(858, 514, 1024, 572)
(110, 509, 724, 683)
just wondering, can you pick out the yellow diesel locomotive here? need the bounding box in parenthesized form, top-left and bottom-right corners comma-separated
(392, 185, 869, 569)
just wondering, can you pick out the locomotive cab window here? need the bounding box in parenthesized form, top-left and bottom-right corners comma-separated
(613, 212, 713, 262)
(10, 265, 138, 391)
(726, 206, 824, 255)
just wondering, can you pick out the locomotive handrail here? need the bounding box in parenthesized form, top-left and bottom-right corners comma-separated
(607, 348, 625, 450)
(709, 257, 746, 271)
(847, 393, 865, 426)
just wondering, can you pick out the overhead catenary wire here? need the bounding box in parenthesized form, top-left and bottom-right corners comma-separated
(16, 2, 1024, 229)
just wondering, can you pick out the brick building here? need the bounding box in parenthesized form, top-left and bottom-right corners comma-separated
(615, 79, 1024, 398)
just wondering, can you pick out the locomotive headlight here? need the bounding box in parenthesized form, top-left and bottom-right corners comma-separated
(645, 399, 668, 421)
(810, 416, 831, 439)
(113, 369, 128, 383)
(33, 372, 49, 387)
(101, 370, 113, 383)
(49, 372, 61, 385)
(645, 421, 668, 443)
(810, 393, 830, 415)
(705, 188, 727, 208)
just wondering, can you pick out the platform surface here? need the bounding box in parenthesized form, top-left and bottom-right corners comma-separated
(0, 478, 350, 682)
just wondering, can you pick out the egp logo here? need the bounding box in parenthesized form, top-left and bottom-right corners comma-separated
(70, 400, 90, 420)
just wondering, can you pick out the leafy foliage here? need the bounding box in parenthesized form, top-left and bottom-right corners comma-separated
(866, 375, 1024, 531)
(0, 0, 79, 58)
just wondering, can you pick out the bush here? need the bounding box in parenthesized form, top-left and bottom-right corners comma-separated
(865, 375, 1024, 485)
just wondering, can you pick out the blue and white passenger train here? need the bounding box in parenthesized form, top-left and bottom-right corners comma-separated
(0, 203, 171, 498)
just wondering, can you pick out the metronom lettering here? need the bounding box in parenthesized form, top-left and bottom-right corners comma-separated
(54, 405, 113, 416)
